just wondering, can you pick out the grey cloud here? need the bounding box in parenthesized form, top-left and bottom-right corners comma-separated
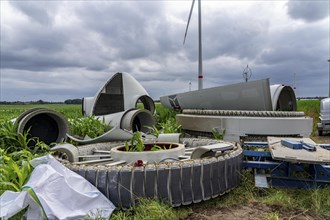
(256, 24, 327, 66)
(287, 1, 329, 22)
(181, 8, 269, 64)
(9, 1, 59, 26)
(75, 2, 172, 60)
(1, 1, 329, 101)
(1, 14, 110, 72)
(1, 68, 104, 102)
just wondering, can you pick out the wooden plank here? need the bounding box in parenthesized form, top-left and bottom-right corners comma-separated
(268, 137, 330, 164)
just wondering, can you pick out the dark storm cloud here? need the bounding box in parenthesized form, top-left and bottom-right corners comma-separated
(75, 2, 169, 60)
(257, 24, 327, 65)
(9, 1, 57, 26)
(287, 1, 329, 22)
(2, 2, 114, 72)
(0, 1, 329, 101)
(184, 11, 269, 62)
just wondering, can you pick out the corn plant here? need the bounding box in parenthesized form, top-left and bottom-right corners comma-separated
(148, 118, 182, 137)
(69, 116, 111, 139)
(0, 121, 48, 154)
(0, 119, 50, 196)
(151, 143, 172, 151)
(0, 121, 26, 152)
(125, 131, 145, 152)
(0, 153, 33, 194)
(154, 104, 178, 124)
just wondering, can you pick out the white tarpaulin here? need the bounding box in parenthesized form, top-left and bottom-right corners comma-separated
(0, 190, 44, 219)
(0, 155, 115, 220)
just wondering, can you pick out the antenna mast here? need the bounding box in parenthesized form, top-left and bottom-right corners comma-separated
(242, 65, 252, 82)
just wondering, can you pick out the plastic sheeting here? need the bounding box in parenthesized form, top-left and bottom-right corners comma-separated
(0, 155, 115, 220)
(0, 190, 44, 220)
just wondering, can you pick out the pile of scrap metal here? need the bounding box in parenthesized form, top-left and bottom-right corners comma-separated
(58, 138, 243, 208)
(13, 72, 156, 146)
(243, 137, 330, 189)
(70, 72, 156, 143)
(10, 72, 244, 209)
(11, 72, 322, 210)
(13, 73, 313, 147)
(160, 79, 313, 141)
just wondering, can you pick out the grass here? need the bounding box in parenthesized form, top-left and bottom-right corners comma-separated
(1, 100, 329, 219)
(264, 212, 281, 220)
(110, 198, 191, 220)
(297, 100, 320, 136)
(164, 171, 330, 219)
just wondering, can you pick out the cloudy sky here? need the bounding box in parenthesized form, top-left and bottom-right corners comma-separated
(1, 0, 329, 102)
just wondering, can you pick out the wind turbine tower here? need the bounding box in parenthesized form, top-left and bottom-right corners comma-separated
(183, 0, 203, 90)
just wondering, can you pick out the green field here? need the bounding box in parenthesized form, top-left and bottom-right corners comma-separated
(0, 104, 82, 122)
(1, 100, 329, 219)
(0, 100, 322, 134)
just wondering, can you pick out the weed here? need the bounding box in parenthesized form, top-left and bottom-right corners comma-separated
(84, 209, 108, 220)
(264, 211, 281, 220)
(212, 128, 225, 140)
(151, 144, 163, 151)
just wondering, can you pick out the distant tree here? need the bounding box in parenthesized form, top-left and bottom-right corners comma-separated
(36, 100, 45, 104)
(64, 99, 82, 104)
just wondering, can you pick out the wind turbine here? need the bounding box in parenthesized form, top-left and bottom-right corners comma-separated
(183, 0, 203, 90)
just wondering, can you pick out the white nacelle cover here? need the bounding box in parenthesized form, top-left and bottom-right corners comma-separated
(320, 98, 330, 121)
(0, 155, 115, 220)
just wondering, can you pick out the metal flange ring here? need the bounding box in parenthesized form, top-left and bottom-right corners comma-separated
(58, 138, 243, 209)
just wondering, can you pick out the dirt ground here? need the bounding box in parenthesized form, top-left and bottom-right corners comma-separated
(311, 135, 330, 144)
(186, 202, 325, 220)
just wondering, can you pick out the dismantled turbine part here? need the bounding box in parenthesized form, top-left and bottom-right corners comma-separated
(13, 108, 69, 146)
(70, 72, 156, 144)
(56, 138, 243, 208)
(110, 142, 186, 163)
(51, 143, 79, 162)
(67, 108, 155, 144)
(66, 126, 133, 144)
(190, 143, 235, 159)
(83, 72, 155, 117)
(160, 79, 297, 111)
(270, 84, 297, 111)
(317, 98, 330, 136)
(157, 133, 182, 143)
(160, 78, 308, 141)
(98, 108, 155, 133)
(176, 109, 312, 142)
(160, 79, 273, 111)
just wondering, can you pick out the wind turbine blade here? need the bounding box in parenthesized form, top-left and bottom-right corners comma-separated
(183, 0, 195, 45)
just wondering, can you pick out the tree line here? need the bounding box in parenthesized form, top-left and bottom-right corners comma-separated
(0, 99, 82, 105)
